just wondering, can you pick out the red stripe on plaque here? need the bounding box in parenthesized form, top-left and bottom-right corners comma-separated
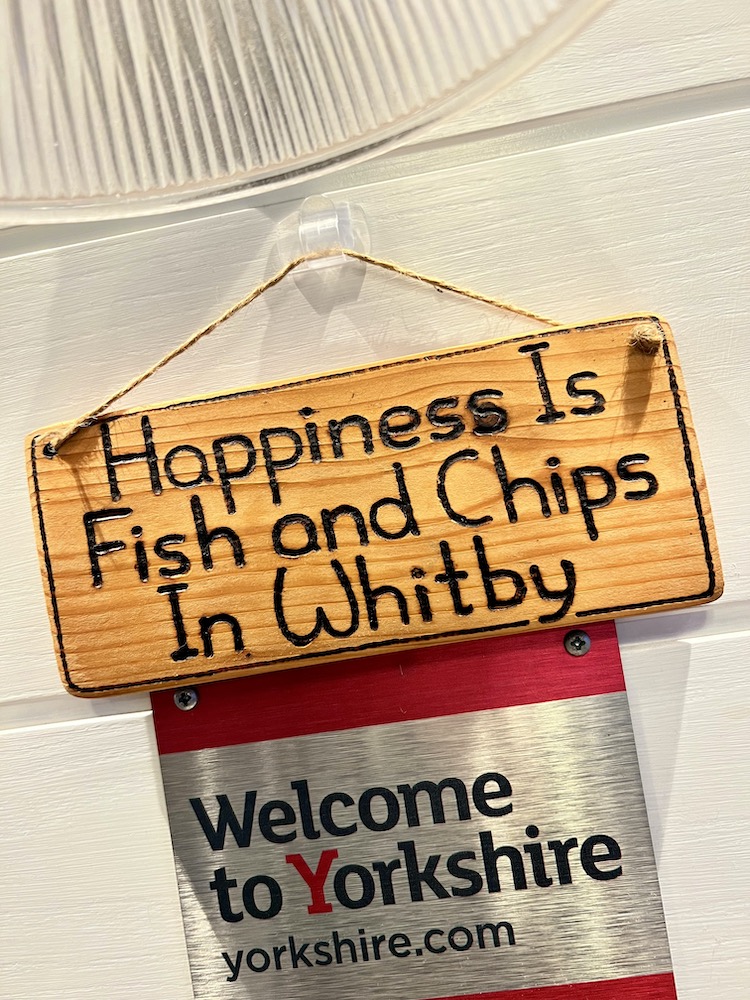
(437, 972, 677, 999)
(153, 621, 621, 755)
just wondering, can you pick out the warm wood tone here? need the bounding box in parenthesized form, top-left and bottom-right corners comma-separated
(27, 317, 721, 697)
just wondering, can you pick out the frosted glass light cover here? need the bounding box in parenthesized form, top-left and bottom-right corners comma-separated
(0, 0, 605, 220)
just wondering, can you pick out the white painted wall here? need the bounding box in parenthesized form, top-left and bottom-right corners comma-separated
(1, 0, 748, 996)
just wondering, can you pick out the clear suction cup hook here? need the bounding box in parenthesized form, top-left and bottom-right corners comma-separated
(276, 197, 371, 273)
(272, 196, 371, 310)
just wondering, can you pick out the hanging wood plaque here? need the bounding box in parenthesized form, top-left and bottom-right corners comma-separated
(27, 317, 722, 696)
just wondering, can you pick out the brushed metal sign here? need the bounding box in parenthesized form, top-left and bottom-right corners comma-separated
(152, 622, 677, 999)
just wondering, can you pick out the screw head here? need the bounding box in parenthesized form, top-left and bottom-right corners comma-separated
(174, 688, 199, 711)
(564, 629, 591, 657)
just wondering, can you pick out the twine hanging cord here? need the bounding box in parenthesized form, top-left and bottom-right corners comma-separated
(44, 248, 662, 456)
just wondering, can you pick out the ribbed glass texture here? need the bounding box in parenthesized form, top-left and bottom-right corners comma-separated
(0, 0, 603, 218)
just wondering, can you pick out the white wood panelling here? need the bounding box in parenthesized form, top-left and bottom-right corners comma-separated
(0, 713, 193, 999)
(1, 2, 748, 996)
(622, 631, 750, 998)
(425, 0, 750, 140)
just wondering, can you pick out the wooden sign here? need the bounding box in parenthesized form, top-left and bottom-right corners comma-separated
(28, 317, 722, 696)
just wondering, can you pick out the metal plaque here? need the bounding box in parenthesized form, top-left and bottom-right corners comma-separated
(152, 621, 677, 999)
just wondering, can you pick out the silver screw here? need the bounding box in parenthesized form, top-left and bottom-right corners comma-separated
(564, 630, 591, 657)
(174, 688, 199, 711)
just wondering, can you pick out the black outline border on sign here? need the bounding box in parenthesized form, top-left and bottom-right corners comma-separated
(30, 317, 718, 694)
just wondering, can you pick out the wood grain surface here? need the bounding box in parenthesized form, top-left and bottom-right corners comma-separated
(29, 317, 721, 696)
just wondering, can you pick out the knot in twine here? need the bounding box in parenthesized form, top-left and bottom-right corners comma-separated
(628, 323, 663, 356)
